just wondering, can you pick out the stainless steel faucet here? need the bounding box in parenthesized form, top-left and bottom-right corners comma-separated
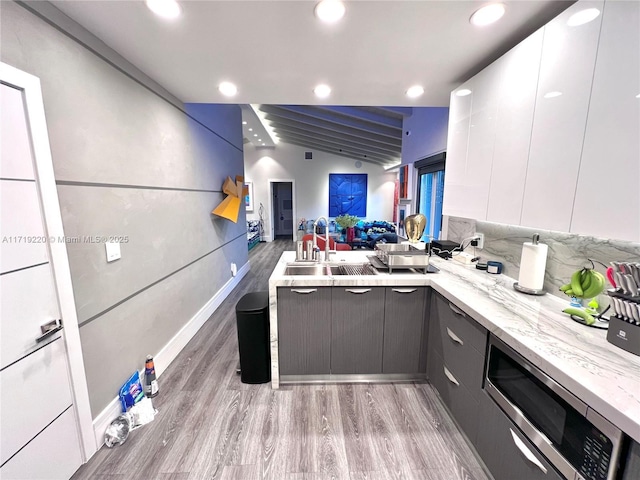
(313, 216, 335, 262)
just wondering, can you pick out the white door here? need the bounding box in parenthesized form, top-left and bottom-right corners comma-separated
(0, 79, 83, 478)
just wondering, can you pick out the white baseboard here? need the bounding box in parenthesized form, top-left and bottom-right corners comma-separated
(91, 261, 250, 449)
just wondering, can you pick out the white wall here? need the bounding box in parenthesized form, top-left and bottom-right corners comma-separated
(401, 107, 449, 165)
(244, 142, 396, 240)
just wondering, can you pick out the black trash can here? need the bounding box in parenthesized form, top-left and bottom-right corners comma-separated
(235, 291, 271, 384)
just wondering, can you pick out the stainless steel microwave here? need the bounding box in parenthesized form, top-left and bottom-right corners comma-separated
(485, 337, 623, 480)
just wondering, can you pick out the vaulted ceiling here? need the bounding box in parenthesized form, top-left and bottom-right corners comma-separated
(260, 105, 409, 166)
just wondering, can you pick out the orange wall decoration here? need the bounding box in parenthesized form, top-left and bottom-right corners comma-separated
(212, 175, 248, 223)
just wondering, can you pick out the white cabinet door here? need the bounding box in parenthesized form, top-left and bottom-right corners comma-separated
(520, 0, 604, 232)
(486, 29, 544, 225)
(570, 0, 640, 242)
(442, 80, 473, 218)
(443, 60, 503, 220)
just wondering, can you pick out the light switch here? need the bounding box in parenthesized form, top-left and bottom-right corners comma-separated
(105, 241, 121, 262)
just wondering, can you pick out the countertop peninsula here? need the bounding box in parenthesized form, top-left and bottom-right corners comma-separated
(268, 250, 640, 441)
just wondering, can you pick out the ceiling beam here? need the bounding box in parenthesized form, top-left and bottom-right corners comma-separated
(314, 106, 403, 129)
(363, 106, 413, 119)
(260, 105, 402, 142)
(274, 124, 401, 159)
(262, 108, 402, 148)
(274, 120, 402, 156)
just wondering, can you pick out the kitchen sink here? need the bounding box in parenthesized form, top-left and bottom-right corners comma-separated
(283, 262, 376, 276)
(284, 264, 330, 276)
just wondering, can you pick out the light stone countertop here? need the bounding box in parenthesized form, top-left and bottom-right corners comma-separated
(268, 250, 640, 441)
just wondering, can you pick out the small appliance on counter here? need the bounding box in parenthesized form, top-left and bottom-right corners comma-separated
(606, 261, 640, 356)
(514, 233, 548, 295)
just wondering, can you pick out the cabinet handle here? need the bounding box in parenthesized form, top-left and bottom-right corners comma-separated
(291, 289, 317, 294)
(36, 319, 63, 343)
(446, 327, 464, 346)
(443, 366, 459, 386)
(345, 288, 371, 294)
(448, 302, 466, 317)
(392, 288, 417, 294)
(510, 429, 548, 475)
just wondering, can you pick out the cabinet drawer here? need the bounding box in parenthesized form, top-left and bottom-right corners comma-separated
(430, 291, 487, 355)
(439, 331, 485, 400)
(428, 349, 479, 445)
(476, 391, 564, 480)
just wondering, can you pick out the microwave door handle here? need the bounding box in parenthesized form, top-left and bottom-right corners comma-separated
(510, 429, 548, 474)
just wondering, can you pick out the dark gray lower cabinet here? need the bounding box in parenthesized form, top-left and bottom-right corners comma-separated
(383, 287, 426, 373)
(476, 391, 564, 480)
(428, 349, 479, 445)
(331, 287, 385, 374)
(277, 287, 331, 375)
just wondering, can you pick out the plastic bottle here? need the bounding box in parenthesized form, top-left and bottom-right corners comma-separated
(144, 355, 158, 398)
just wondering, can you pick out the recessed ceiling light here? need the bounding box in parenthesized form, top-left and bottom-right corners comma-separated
(406, 85, 424, 98)
(218, 81, 237, 97)
(314, 84, 331, 98)
(456, 89, 472, 97)
(636, 93, 640, 99)
(248, 128, 253, 131)
(567, 8, 600, 27)
(258, 139, 262, 141)
(146, 0, 181, 19)
(470, 3, 505, 26)
(314, 0, 345, 23)
(242, 121, 247, 125)
(544, 91, 563, 99)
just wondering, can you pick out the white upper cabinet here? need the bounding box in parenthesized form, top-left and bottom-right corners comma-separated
(443, 61, 504, 220)
(486, 30, 544, 225)
(570, 1, 640, 242)
(520, 1, 604, 232)
(442, 81, 473, 218)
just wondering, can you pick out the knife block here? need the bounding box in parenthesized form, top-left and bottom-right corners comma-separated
(606, 290, 640, 356)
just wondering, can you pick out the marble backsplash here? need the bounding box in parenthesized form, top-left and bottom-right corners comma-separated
(444, 216, 640, 300)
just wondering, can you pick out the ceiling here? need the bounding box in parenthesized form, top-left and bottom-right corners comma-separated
(50, 0, 573, 164)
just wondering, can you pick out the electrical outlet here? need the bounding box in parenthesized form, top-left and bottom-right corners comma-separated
(474, 232, 485, 249)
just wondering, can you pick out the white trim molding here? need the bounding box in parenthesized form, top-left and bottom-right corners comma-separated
(0, 61, 97, 460)
(92, 260, 250, 447)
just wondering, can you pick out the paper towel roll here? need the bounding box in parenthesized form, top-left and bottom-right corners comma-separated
(518, 242, 548, 291)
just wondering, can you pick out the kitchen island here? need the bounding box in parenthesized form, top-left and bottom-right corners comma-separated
(269, 250, 640, 444)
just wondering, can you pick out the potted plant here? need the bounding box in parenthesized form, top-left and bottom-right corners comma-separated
(335, 214, 359, 242)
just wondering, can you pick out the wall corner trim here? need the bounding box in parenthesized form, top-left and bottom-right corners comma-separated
(90, 260, 250, 451)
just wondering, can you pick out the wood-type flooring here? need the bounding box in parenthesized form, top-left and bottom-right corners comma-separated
(72, 239, 490, 480)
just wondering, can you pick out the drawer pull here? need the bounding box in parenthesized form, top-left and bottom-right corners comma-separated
(345, 288, 372, 294)
(446, 327, 464, 346)
(392, 288, 417, 294)
(36, 319, 63, 343)
(443, 366, 459, 386)
(291, 289, 317, 294)
(510, 429, 548, 474)
(448, 302, 466, 317)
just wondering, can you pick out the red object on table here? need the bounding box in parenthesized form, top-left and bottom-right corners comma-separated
(346, 227, 355, 243)
(301, 234, 352, 251)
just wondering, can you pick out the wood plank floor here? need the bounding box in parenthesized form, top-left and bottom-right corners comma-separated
(72, 240, 490, 480)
